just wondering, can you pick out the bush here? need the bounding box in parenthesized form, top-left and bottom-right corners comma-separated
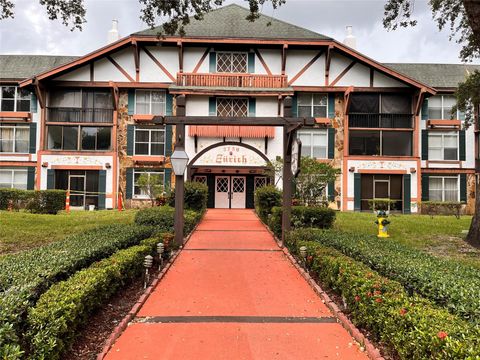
(254, 185, 282, 223)
(0, 188, 33, 210)
(0, 189, 66, 214)
(268, 206, 336, 238)
(367, 198, 397, 212)
(288, 239, 480, 359)
(167, 181, 209, 212)
(287, 228, 480, 324)
(134, 205, 202, 234)
(421, 201, 464, 218)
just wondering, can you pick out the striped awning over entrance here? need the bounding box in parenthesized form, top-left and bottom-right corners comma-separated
(188, 126, 275, 138)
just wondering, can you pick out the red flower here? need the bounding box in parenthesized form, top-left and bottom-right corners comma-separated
(375, 298, 383, 303)
(437, 331, 448, 340)
(354, 295, 361, 302)
(366, 292, 373, 298)
(399, 308, 408, 316)
(366, 272, 373, 278)
(373, 283, 380, 289)
(307, 255, 313, 262)
(374, 290, 382, 296)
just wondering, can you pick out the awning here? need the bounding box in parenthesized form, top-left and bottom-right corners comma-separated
(189, 126, 275, 138)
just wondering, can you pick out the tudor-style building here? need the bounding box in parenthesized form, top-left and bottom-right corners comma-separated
(0, 4, 478, 212)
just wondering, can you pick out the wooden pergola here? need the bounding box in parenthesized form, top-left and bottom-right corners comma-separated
(153, 95, 315, 246)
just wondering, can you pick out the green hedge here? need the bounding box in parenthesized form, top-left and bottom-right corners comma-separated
(27, 236, 167, 360)
(134, 205, 202, 235)
(288, 239, 480, 359)
(268, 206, 336, 238)
(0, 189, 66, 214)
(167, 181, 209, 212)
(254, 185, 282, 223)
(287, 229, 480, 323)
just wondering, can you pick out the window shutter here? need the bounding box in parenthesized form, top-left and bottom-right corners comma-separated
(421, 98, 429, 121)
(209, 97, 216, 116)
(354, 173, 361, 211)
(128, 90, 135, 115)
(248, 52, 255, 73)
(30, 93, 38, 113)
(126, 168, 133, 199)
(291, 94, 298, 117)
(460, 174, 467, 202)
(29, 123, 37, 154)
(327, 181, 335, 202)
(47, 169, 55, 189)
(328, 93, 335, 118)
(421, 174, 429, 201)
(126, 125, 134, 156)
(246, 176, 255, 208)
(421, 130, 428, 160)
(27, 167, 35, 190)
(403, 174, 411, 214)
(207, 174, 215, 208)
(165, 125, 173, 157)
(166, 93, 173, 116)
(327, 128, 335, 159)
(248, 98, 256, 116)
(98, 170, 106, 209)
(209, 52, 217, 73)
(459, 130, 466, 161)
(164, 168, 172, 190)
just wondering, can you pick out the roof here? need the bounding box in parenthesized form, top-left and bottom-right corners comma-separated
(385, 63, 480, 89)
(134, 4, 331, 41)
(189, 125, 275, 138)
(0, 55, 79, 80)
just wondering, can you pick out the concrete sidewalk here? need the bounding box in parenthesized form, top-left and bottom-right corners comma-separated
(104, 209, 368, 359)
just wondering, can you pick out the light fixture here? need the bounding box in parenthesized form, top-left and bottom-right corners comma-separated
(143, 255, 153, 289)
(349, 167, 355, 172)
(105, 163, 111, 169)
(42, 162, 48, 168)
(170, 149, 189, 175)
(157, 242, 165, 270)
(410, 168, 416, 173)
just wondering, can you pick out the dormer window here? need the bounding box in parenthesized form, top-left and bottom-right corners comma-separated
(217, 52, 247, 73)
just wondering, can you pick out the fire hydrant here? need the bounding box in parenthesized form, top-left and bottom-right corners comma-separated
(374, 210, 390, 238)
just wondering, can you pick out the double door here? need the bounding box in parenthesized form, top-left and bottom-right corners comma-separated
(215, 175, 246, 209)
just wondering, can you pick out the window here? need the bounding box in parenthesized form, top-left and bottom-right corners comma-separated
(134, 127, 165, 156)
(194, 175, 207, 185)
(216, 52, 247, 73)
(254, 177, 268, 190)
(428, 131, 458, 160)
(0, 168, 28, 189)
(428, 95, 459, 120)
(0, 124, 29, 153)
(135, 90, 166, 115)
(133, 169, 165, 198)
(216, 98, 248, 117)
(298, 129, 328, 158)
(0, 86, 31, 112)
(429, 176, 459, 202)
(297, 93, 328, 117)
(47, 126, 111, 151)
(349, 130, 412, 156)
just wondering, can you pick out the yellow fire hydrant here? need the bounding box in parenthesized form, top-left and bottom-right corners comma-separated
(375, 210, 390, 238)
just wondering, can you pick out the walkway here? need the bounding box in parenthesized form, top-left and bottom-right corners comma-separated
(105, 209, 368, 359)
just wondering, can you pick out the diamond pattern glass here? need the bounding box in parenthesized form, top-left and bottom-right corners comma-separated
(217, 52, 247, 73)
(216, 177, 229, 193)
(232, 177, 245, 193)
(254, 177, 267, 190)
(217, 98, 248, 117)
(194, 176, 207, 185)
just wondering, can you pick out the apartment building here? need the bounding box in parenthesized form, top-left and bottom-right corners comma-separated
(0, 4, 478, 212)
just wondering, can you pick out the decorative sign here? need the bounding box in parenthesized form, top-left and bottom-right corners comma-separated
(291, 138, 302, 178)
(194, 145, 268, 167)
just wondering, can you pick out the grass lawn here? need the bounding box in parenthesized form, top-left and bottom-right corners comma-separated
(335, 212, 480, 268)
(0, 210, 137, 255)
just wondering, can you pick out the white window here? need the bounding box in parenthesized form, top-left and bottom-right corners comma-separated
(216, 52, 247, 73)
(0, 168, 28, 189)
(428, 95, 460, 120)
(135, 90, 166, 115)
(134, 127, 165, 156)
(0, 124, 29, 153)
(133, 169, 165, 198)
(0, 86, 31, 112)
(298, 129, 328, 159)
(216, 98, 248, 117)
(298, 93, 328, 117)
(429, 176, 459, 202)
(428, 131, 458, 160)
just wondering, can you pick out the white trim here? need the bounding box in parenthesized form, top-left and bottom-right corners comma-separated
(134, 89, 166, 115)
(428, 175, 460, 202)
(428, 131, 459, 161)
(297, 93, 328, 117)
(133, 126, 166, 156)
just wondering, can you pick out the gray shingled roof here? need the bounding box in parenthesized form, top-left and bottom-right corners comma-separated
(385, 63, 480, 88)
(135, 4, 331, 41)
(0, 55, 79, 80)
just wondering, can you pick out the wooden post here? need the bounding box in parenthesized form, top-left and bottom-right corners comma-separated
(174, 95, 186, 247)
(282, 96, 294, 247)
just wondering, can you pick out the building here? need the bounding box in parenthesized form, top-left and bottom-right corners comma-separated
(0, 4, 478, 212)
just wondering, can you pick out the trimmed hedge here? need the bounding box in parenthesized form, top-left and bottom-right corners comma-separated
(167, 181, 209, 212)
(0, 189, 66, 214)
(288, 229, 480, 324)
(254, 185, 282, 223)
(288, 239, 480, 359)
(134, 205, 202, 234)
(268, 206, 336, 238)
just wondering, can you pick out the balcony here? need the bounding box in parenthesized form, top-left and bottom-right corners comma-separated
(47, 107, 114, 123)
(349, 113, 414, 129)
(177, 73, 288, 88)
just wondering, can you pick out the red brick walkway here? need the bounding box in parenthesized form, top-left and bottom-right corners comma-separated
(104, 209, 368, 359)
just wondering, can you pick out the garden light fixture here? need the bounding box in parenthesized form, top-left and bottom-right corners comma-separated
(170, 149, 189, 175)
(157, 242, 165, 270)
(144, 255, 153, 288)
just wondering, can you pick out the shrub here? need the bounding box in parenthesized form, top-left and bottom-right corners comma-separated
(25, 190, 67, 214)
(421, 201, 463, 219)
(167, 181, 209, 212)
(288, 239, 480, 359)
(134, 205, 202, 234)
(254, 185, 282, 223)
(367, 198, 397, 212)
(0, 188, 33, 210)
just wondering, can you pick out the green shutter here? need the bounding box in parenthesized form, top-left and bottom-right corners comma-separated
(27, 167, 35, 190)
(29, 123, 37, 154)
(126, 125, 134, 156)
(128, 90, 135, 115)
(327, 128, 335, 159)
(459, 130, 466, 161)
(164, 168, 172, 191)
(98, 170, 106, 209)
(47, 169, 55, 189)
(403, 174, 411, 214)
(248, 52, 255, 73)
(291, 94, 298, 117)
(207, 174, 215, 208)
(421, 98, 429, 121)
(248, 98, 256, 117)
(354, 173, 361, 211)
(30, 93, 37, 113)
(165, 125, 173, 157)
(421, 130, 428, 160)
(209, 52, 217, 73)
(327, 181, 335, 202)
(209, 97, 216, 116)
(246, 175, 255, 209)
(166, 93, 173, 116)
(421, 174, 429, 201)
(460, 174, 467, 202)
(328, 93, 335, 118)
(126, 168, 133, 199)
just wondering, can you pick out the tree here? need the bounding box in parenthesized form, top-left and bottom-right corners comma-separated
(136, 173, 165, 207)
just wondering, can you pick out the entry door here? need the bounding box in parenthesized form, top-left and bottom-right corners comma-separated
(215, 176, 230, 209)
(69, 175, 85, 208)
(231, 176, 246, 209)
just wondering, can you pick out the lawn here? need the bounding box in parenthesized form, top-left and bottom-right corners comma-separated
(0, 209, 137, 255)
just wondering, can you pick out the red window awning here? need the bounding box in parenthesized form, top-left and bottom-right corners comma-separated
(189, 126, 275, 138)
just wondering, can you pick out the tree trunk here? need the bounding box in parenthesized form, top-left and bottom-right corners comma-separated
(466, 176, 480, 247)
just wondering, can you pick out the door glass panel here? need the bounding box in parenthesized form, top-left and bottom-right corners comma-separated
(374, 181, 389, 198)
(232, 177, 245, 193)
(216, 177, 229, 193)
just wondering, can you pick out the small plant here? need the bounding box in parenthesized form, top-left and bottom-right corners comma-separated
(136, 173, 165, 207)
(421, 201, 464, 219)
(254, 185, 282, 223)
(167, 181, 208, 212)
(368, 198, 396, 213)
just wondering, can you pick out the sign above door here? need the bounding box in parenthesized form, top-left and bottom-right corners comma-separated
(194, 145, 268, 167)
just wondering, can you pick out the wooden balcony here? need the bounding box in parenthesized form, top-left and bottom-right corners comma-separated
(177, 73, 288, 88)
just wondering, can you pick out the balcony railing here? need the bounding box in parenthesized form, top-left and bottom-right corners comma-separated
(177, 72, 288, 88)
(349, 113, 414, 129)
(47, 107, 114, 123)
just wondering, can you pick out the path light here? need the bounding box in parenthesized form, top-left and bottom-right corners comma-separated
(171, 148, 189, 247)
(299, 246, 307, 266)
(144, 255, 153, 289)
(157, 242, 165, 270)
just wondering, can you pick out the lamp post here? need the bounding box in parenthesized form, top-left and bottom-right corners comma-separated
(171, 146, 189, 247)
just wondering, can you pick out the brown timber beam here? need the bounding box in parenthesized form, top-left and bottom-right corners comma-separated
(155, 116, 315, 127)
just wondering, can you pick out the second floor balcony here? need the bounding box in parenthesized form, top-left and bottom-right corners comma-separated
(349, 113, 414, 129)
(47, 107, 114, 123)
(177, 72, 288, 89)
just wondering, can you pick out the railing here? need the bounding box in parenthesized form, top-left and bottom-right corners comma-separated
(47, 107, 114, 123)
(349, 113, 414, 129)
(177, 72, 288, 88)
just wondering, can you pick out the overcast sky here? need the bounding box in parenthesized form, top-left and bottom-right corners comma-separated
(0, 0, 479, 64)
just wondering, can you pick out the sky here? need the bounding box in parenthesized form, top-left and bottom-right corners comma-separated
(0, 0, 478, 64)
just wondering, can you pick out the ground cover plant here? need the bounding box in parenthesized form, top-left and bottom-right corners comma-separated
(134, 205, 203, 235)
